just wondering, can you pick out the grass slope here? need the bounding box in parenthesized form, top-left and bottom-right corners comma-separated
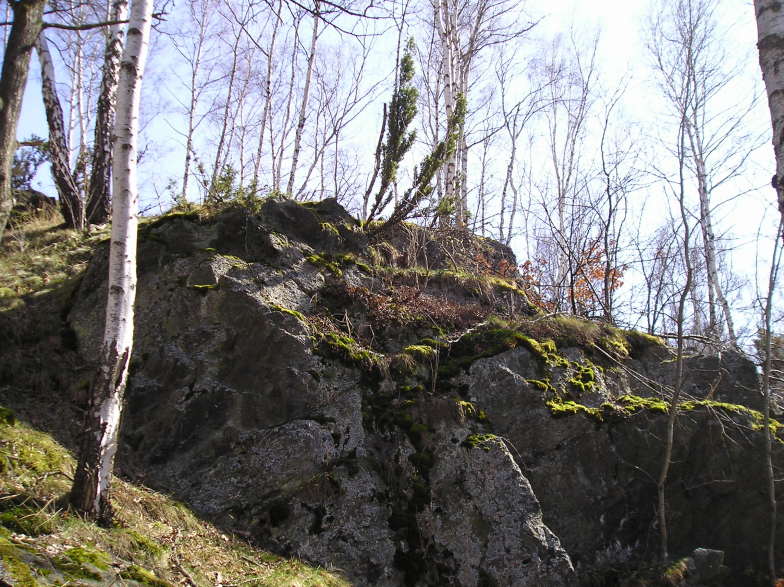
(0, 407, 348, 586)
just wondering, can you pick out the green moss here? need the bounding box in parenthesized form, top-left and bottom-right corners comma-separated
(305, 251, 371, 276)
(321, 332, 381, 369)
(54, 546, 110, 580)
(662, 557, 689, 583)
(597, 330, 631, 358)
(188, 283, 217, 290)
(219, 253, 246, 263)
(568, 361, 598, 394)
(517, 336, 569, 368)
(404, 345, 437, 361)
(420, 337, 448, 350)
(461, 434, 500, 451)
(616, 394, 668, 414)
(320, 222, 341, 238)
(306, 253, 343, 276)
(121, 528, 166, 560)
(268, 303, 306, 322)
(546, 399, 603, 421)
(455, 400, 488, 422)
(0, 505, 55, 536)
(621, 329, 666, 359)
(527, 378, 556, 394)
(438, 328, 529, 379)
(0, 539, 37, 584)
(680, 400, 783, 433)
(120, 564, 172, 586)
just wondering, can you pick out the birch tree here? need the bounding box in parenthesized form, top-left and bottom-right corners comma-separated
(70, 0, 153, 523)
(86, 0, 129, 224)
(0, 0, 46, 244)
(649, 0, 756, 346)
(755, 0, 784, 238)
(36, 31, 84, 229)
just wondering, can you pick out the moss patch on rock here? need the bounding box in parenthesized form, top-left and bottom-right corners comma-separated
(546, 399, 603, 421)
(461, 433, 502, 451)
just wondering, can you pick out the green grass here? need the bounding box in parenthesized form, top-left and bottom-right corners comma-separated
(0, 406, 349, 586)
(0, 212, 110, 312)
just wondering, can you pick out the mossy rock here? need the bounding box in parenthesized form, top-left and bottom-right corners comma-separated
(319, 332, 382, 370)
(546, 399, 603, 421)
(120, 564, 173, 586)
(461, 433, 501, 451)
(53, 546, 110, 580)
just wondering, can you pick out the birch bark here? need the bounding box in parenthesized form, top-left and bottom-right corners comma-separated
(755, 0, 784, 236)
(87, 0, 129, 225)
(36, 32, 84, 229)
(70, 0, 153, 523)
(286, 1, 320, 196)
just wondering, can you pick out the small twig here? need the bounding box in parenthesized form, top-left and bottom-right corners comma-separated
(172, 555, 198, 587)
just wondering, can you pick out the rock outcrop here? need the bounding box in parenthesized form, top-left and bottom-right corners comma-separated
(66, 198, 781, 586)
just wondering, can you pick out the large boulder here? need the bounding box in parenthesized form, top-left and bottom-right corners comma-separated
(66, 198, 779, 585)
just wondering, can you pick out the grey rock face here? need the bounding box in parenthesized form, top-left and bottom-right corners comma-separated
(67, 200, 777, 586)
(69, 199, 572, 586)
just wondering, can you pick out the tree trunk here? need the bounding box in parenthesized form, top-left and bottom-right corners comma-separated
(658, 119, 693, 563)
(0, 0, 46, 243)
(207, 31, 241, 201)
(87, 0, 129, 225)
(36, 32, 84, 230)
(70, 0, 153, 523)
(286, 1, 319, 196)
(756, 0, 784, 238)
(761, 222, 782, 586)
(253, 0, 282, 186)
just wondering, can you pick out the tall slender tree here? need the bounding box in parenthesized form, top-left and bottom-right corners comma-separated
(70, 0, 153, 523)
(86, 0, 129, 225)
(0, 0, 46, 243)
(755, 0, 784, 239)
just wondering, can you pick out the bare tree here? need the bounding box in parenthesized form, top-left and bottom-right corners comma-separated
(86, 0, 129, 224)
(757, 220, 783, 585)
(0, 0, 46, 243)
(286, 0, 321, 195)
(658, 113, 695, 563)
(425, 0, 535, 226)
(70, 0, 153, 523)
(755, 0, 784, 238)
(36, 30, 84, 228)
(649, 0, 758, 347)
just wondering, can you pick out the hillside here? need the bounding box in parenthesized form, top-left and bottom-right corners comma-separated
(0, 197, 780, 586)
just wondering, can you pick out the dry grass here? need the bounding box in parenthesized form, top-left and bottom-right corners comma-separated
(0, 210, 108, 311)
(0, 411, 350, 586)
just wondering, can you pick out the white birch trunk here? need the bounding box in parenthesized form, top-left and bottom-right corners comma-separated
(253, 1, 282, 186)
(87, 0, 128, 225)
(755, 0, 784, 235)
(286, 2, 320, 196)
(70, 0, 153, 523)
(435, 0, 458, 217)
